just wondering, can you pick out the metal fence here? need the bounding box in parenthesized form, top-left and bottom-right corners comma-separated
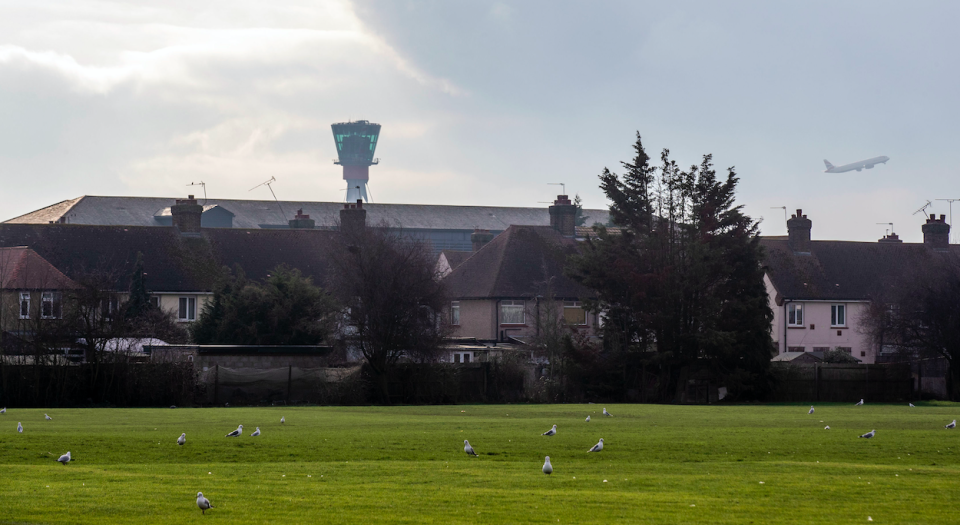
(772, 363, 913, 402)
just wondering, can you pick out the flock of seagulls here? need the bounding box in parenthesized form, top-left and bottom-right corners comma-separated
(810, 399, 956, 438)
(4, 408, 282, 515)
(465, 408, 614, 476)
(5, 399, 956, 513)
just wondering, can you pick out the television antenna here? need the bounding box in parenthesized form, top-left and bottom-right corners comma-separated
(186, 181, 207, 204)
(248, 176, 286, 222)
(770, 206, 787, 228)
(548, 182, 566, 195)
(876, 222, 894, 236)
(936, 198, 960, 243)
(912, 200, 933, 216)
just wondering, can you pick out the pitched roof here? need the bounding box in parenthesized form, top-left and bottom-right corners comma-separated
(4, 195, 611, 232)
(443, 225, 593, 300)
(0, 246, 78, 290)
(0, 224, 337, 293)
(761, 238, 960, 302)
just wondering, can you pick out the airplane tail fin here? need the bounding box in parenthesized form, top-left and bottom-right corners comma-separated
(823, 160, 834, 170)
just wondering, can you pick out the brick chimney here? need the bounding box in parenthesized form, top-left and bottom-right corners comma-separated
(171, 195, 202, 235)
(878, 232, 903, 243)
(549, 195, 577, 237)
(471, 229, 494, 251)
(340, 199, 366, 235)
(288, 208, 315, 229)
(787, 209, 812, 253)
(922, 214, 950, 249)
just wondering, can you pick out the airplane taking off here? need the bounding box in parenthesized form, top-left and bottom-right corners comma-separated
(823, 156, 889, 173)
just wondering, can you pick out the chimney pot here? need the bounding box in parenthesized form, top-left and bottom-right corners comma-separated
(171, 195, 202, 234)
(549, 195, 577, 236)
(471, 228, 494, 251)
(941, 214, 946, 221)
(787, 208, 812, 253)
(930, 214, 936, 221)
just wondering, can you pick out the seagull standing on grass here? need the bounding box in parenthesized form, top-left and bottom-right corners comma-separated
(57, 451, 71, 465)
(464, 440, 478, 457)
(855, 399, 864, 406)
(589, 438, 604, 452)
(280, 416, 285, 424)
(585, 415, 590, 422)
(225, 425, 242, 437)
(859, 430, 876, 439)
(542, 456, 553, 475)
(808, 406, 815, 414)
(603, 408, 612, 417)
(542, 424, 557, 436)
(946, 420, 956, 429)
(197, 492, 214, 514)
(178, 433, 186, 446)
(17, 422, 23, 433)
(250, 427, 261, 437)
(909, 403, 916, 407)
(1, 407, 5, 414)
(45, 414, 52, 420)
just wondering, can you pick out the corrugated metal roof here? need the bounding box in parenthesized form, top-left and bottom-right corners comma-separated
(4, 196, 611, 231)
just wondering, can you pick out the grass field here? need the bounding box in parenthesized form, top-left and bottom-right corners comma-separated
(1, 403, 959, 524)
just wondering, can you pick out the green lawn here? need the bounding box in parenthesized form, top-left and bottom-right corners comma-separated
(1, 403, 959, 524)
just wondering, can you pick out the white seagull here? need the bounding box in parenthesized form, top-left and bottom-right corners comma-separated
(1, 407, 5, 414)
(464, 440, 478, 456)
(45, 414, 52, 420)
(859, 430, 876, 439)
(542, 424, 557, 436)
(855, 399, 864, 406)
(824, 426, 830, 430)
(250, 427, 261, 437)
(585, 415, 590, 422)
(808, 406, 815, 414)
(603, 408, 612, 417)
(18, 422, 23, 433)
(280, 416, 285, 424)
(197, 492, 214, 514)
(909, 403, 916, 407)
(225, 425, 243, 437)
(178, 433, 186, 446)
(946, 420, 956, 429)
(542, 456, 553, 475)
(588, 438, 604, 452)
(57, 451, 71, 465)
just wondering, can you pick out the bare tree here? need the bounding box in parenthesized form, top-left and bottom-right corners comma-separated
(329, 223, 449, 403)
(862, 258, 960, 399)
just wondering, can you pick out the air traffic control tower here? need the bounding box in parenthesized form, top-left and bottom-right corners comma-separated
(332, 120, 381, 203)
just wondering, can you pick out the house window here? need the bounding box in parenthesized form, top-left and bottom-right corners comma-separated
(500, 300, 525, 324)
(178, 297, 197, 321)
(451, 301, 460, 326)
(788, 303, 804, 326)
(838, 347, 852, 354)
(788, 346, 805, 352)
(150, 296, 160, 309)
(831, 304, 846, 327)
(101, 295, 120, 319)
(563, 301, 586, 325)
(41, 292, 62, 319)
(452, 352, 472, 363)
(19, 292, 30, 319)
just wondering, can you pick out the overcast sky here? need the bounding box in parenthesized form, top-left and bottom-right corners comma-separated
(1, 1, 958, 242)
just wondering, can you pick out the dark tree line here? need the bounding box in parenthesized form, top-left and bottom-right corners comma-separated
(567, 133, 774, 401)
(863, 260, 960, 400)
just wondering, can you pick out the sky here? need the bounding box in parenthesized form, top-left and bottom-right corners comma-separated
(1, 0, 958, 242)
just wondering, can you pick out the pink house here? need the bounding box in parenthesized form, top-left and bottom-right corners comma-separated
(761, 210, 958, 364)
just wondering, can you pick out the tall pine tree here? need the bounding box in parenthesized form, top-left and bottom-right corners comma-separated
(568, 133, 774, 401)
